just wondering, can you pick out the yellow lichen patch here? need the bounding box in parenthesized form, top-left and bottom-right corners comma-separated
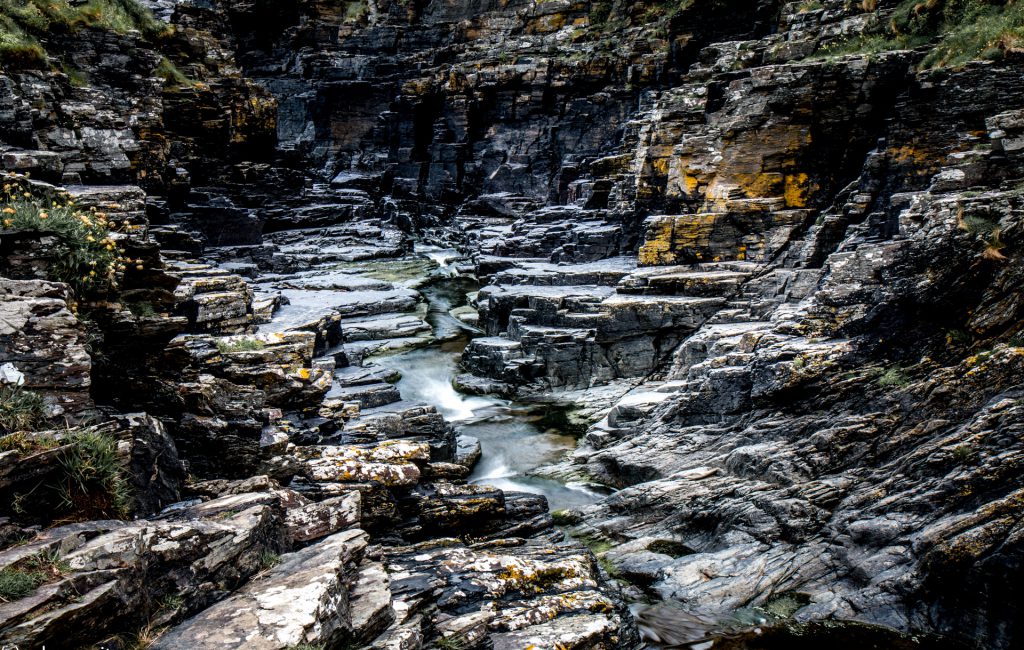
(650, 155, 672, 177)
(401, 78, 433, 95)
(783, 172, 811, 208)
(682, 172, 700, 195)
(638, 213, 724, 266)
(638, 216, 676, 266)
(887, 145, 935, 166)
(527, 12, 567, 33)
(266, 332, 286, 344)
(672, 213, 719, 249)
(737, 172, 784, 198)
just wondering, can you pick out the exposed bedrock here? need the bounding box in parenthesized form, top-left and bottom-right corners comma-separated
(2, 0, 1024, 648)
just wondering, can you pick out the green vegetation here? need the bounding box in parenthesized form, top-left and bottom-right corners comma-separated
(127, 301, 157, 317)
(0, 0, 168, 68)
(435, 634, 467, 650)
(154, 56, 194, 88)
(56, 429, 133, 519)
(550, 509, 582, 526)
(0, 549, 71, 602)
(951, 444, 978, 464)
(1, 179, 130, 296)
(257, 550, 281, 571)
(596, 555, 621, 579)
(0, 566, 41, 601)
(878, 366, 911, 388)
(760, 591, 812, 619)
(575, 531, 614, 554)
(158, 593, 184, 612)
(342, 0, 368, 24)
(123, 623, 165, 650)
(60, 62, 90, 87)
(0, 385, 47, 434)
(959, 208, 1007, 260)
(817, 0, 1024, 69)
(0, 430, 59, 454)
(216, 338, 267, 353)
(945, 328, 973, 346)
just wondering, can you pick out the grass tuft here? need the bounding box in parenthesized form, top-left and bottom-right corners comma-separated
(257, 550, 281, 571)
(0, 386, 47, 434)
(216, 338, 267, 353)
(154, 56, 194, 88)
(817, 0, 1024, 69)
(56, 429, 132, 519)
(951, 444, 978, 464)
(435, 635, 467, 650)
(0, 548, 71, 602)
(0, 567, 42, 601)
(0, 430, 59, 454)
(0, 0, 169, 68)
(878, 366, 911, 388)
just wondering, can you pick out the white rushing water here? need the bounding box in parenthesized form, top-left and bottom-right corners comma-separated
(373, 343, 602, 511)
(368, 249, 603, 510)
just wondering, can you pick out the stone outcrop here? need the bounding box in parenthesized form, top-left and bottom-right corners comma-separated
(0, 279, 93, 422)
(3, 0, 1024, 648)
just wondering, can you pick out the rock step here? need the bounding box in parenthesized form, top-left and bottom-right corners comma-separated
(327, 381, 402, 409)
(382, 538, 626, 648)
(616, 264, 755, 298)
(340, 313, 432, 342)
(347, 561, 396, 643)
(151, 529, 373, 650)
(490, 256, 637, 287)
(332, 364, 402, 388)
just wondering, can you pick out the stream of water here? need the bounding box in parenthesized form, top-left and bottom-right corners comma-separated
(370, 247, 601, 511)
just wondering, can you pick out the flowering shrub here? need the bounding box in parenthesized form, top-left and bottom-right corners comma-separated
(1, 179, 132, 296)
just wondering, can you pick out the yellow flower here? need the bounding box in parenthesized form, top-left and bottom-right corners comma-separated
(22, 192, 30, 197)
(2, 207, 15, 214)
(86, 235, 95, 242)
(2, 219, 11, 227)
(89, 270, 96, 277)
(38, 212, 48, 219)
(135, 264, 144, 271)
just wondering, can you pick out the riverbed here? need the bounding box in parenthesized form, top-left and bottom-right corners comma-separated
(369, 247, 601, 511)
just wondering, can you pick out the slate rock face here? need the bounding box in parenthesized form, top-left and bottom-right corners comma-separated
(0, 278, 93, 422)
(3, 0, 1024, 648)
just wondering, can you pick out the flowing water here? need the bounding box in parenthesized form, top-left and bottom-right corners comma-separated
(369, 247, 602, 511)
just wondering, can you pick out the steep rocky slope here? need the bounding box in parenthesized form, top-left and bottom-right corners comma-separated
(1, 0, 1024, 648)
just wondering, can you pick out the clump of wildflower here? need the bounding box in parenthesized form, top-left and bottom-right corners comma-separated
(0, 181, 129, 296)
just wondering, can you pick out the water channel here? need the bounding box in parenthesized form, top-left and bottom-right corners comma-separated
(369, 247, 602, 511)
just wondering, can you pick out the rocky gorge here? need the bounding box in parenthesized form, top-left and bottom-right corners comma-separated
(2, 0, 1024, 648)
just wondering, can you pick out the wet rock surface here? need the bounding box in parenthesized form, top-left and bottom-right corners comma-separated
(2, 0, 1024, 648)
